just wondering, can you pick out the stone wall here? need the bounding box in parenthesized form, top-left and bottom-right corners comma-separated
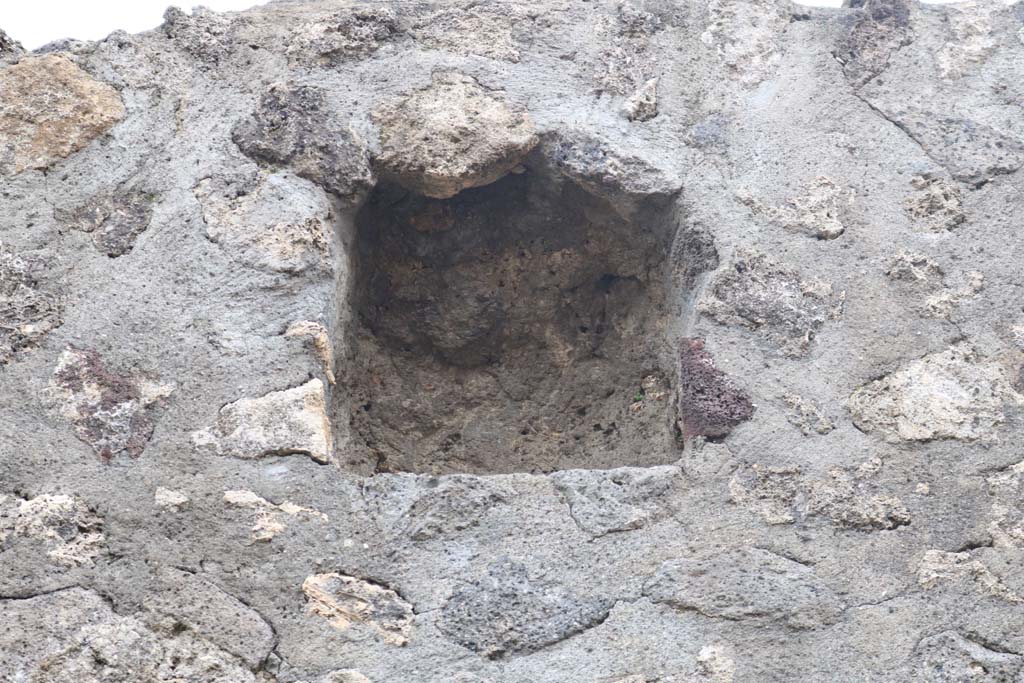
(2, 1, 1024, 681)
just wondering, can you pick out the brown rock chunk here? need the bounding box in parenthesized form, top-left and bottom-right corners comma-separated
(58, 189, 156, 257)
(373, 72, 538, 199)
(0, 55, 125, 176)
(677, 338, 754, 439)
(46, 347, 174, 460)
(303, 573, 414, 645)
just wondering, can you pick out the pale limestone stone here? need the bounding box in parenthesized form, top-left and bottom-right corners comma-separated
(302, 572, 414, 645)
(154, 487, 189, 509)
(286, 320, 336, 384)
(0, 55, 125, 175)
(730, 460, 909, 531)
(697, 644, 737, 683)
(887, 252, 944, 285)
(700, 250, 845, 357)
(321, 672, 373, 683)
(623, 77, 659, 122)
(904, 175, 965, 233)
(986, 461, 1024, 548)
(917, 549, 1023, 604)
(848, 344, 1022, 444)
(413, 5, 522, 63)
(936, 1, 1003, 79)
(781, 393, 835, 435)
(740, 176, 853, 241)
(374, 71, 538, 198)
(193, 378, 333, 463)
(700, 0, 787, 86)
(0, 493, 104, 567)
(728, 464, 801, 525)
(194, 171, 332, 275)
(924, 271, 984, 319)
(223, 489, 326, 542)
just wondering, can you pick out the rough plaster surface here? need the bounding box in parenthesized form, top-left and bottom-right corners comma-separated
(1, 0, 1024, 681)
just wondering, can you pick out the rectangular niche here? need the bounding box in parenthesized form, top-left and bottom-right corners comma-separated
(338, 166, 687, 475)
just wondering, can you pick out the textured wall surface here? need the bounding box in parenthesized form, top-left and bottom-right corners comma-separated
(1, 0, 1024, 681)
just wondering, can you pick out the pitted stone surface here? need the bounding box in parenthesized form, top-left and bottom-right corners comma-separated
(644, 547, 845, 630)
(0, 493, 104, 567)
(0, 588, 257, 682)
(232, 83, 375, 204)
(551, 465, 681, 537)
(699, 250, 844, 357)
(0, 241, 61, 365)
(58, 188, 156, 257)
(438, 559, 613, 659)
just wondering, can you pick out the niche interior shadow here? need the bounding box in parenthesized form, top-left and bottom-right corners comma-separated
(340, 165, 687, 475)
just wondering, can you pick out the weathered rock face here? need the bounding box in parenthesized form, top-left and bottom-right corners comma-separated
(848, 344, 1021, 444)
(192, 378, 333, 463)
(0, 242, 61, 364)
(0, 55, 125, 176)
(644, 547, 846, 630)
(232, 83, 375, 204)
(2, 1, 1024, 682)
(194, 171, 334, 275)
(45, 346, 174, 460)
(373, 71, 538, 199)
(438, 559, 613, 658)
